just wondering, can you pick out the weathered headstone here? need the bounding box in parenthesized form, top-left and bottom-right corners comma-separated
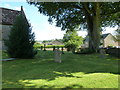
(100, 48, 106, 58)
(54, 49, 61, 63)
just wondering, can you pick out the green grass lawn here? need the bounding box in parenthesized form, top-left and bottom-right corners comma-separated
(1, 51, 9, 59)
(2, 50, 120, 88)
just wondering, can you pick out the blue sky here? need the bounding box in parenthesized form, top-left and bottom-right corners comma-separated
(0, 1, 118, 41)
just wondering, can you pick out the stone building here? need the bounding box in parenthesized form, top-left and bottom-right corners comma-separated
(83, 33, 119, 48)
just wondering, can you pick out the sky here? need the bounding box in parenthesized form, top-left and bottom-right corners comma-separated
(0, 1, 118, 41)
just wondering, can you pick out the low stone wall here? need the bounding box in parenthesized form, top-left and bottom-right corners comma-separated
(105, 48, 120, 58)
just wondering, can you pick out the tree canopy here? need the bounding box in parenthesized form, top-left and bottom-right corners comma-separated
(115, 27, 120, 42)
(63, 30, 83, 53)
(28, 2, 120, 52)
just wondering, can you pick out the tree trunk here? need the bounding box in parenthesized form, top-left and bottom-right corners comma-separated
(92, 3, 100, 52)
(84, 3, 100, 52)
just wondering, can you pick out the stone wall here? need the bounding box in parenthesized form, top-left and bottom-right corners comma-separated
(0, 24, 12, 50)
(104, 34, 118, 47)
(105, 48, 120, 58)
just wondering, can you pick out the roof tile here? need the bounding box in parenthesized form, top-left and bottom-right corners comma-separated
(0, 7, 21, 25)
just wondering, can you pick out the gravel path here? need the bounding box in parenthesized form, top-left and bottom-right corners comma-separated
(0, 58, 16, 61)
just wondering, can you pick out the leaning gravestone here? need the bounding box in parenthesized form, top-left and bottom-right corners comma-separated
(100, 48, 106, 58)
(54, 49, 61, 63)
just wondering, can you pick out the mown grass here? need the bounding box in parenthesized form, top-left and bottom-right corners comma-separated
(1, 51, 9, 59)
(2, 50, 120, 88)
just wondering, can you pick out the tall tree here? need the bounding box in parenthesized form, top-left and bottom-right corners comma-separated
(5, 14, 36, 58)
(115, 27, 120, 42)
(28, 2, 120, 52)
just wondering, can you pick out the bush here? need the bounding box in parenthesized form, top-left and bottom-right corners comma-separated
(46, 45, 64, 48)
(75, 48, 95, 54)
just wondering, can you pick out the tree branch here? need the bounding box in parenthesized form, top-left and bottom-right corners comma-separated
(82, 3, 94, 15)
(101, 11, 120, 16)
(72, 4, 84, 11)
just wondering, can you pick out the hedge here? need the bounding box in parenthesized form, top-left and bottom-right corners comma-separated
(45, 45, 64, 48)
(34, 45, 65, 49)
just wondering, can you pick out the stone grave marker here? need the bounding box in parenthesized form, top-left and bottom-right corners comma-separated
(54, 49, 61, 63)
(100, 48, 106, 58)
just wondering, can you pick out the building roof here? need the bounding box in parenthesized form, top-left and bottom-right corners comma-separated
(52, 40, 64, 45)
(0, 7, 21, 25)
(84, 33, 111, 42)
(101, 33, 110, 39)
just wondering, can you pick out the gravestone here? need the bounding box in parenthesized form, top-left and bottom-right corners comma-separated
(100, 48, 106, 58)
(54, 49, 61, 63)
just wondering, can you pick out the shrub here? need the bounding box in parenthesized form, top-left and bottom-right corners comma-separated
(45, 45, 64, 48)
(4, 14, 37, 59)
(76, 48, 95, 54)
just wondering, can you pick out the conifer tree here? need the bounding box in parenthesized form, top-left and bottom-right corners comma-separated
(5, 14, 37, 58)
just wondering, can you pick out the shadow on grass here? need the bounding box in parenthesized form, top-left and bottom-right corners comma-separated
(62, 84, 83, 89)
(2, 51, 119, 88)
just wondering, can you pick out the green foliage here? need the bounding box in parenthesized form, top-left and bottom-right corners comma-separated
(28, 2, 120, 52)
(1, 51, 9, 59)
(63, 31, 83, 51)
(4, 14, 36, 59)
(34, 44, 65, 49)
(34, 42, 43, 49)
(77, 48, 95, 54)
(115, 28, 120, 41)
(46, 45, 64, 48)
(28, 2, 119, 30)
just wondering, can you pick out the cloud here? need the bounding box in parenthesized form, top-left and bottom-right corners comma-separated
(4, 4, 11, 8)
(78, 31, 87, 38)
(102, 26, 118, 35)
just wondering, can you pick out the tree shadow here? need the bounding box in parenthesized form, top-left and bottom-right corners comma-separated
(62, 84, 83, 89)
(2, 51, 119, 88)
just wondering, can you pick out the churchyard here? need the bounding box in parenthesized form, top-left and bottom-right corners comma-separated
(2, 50, 119, 88)
(1, 2, 120, 89)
